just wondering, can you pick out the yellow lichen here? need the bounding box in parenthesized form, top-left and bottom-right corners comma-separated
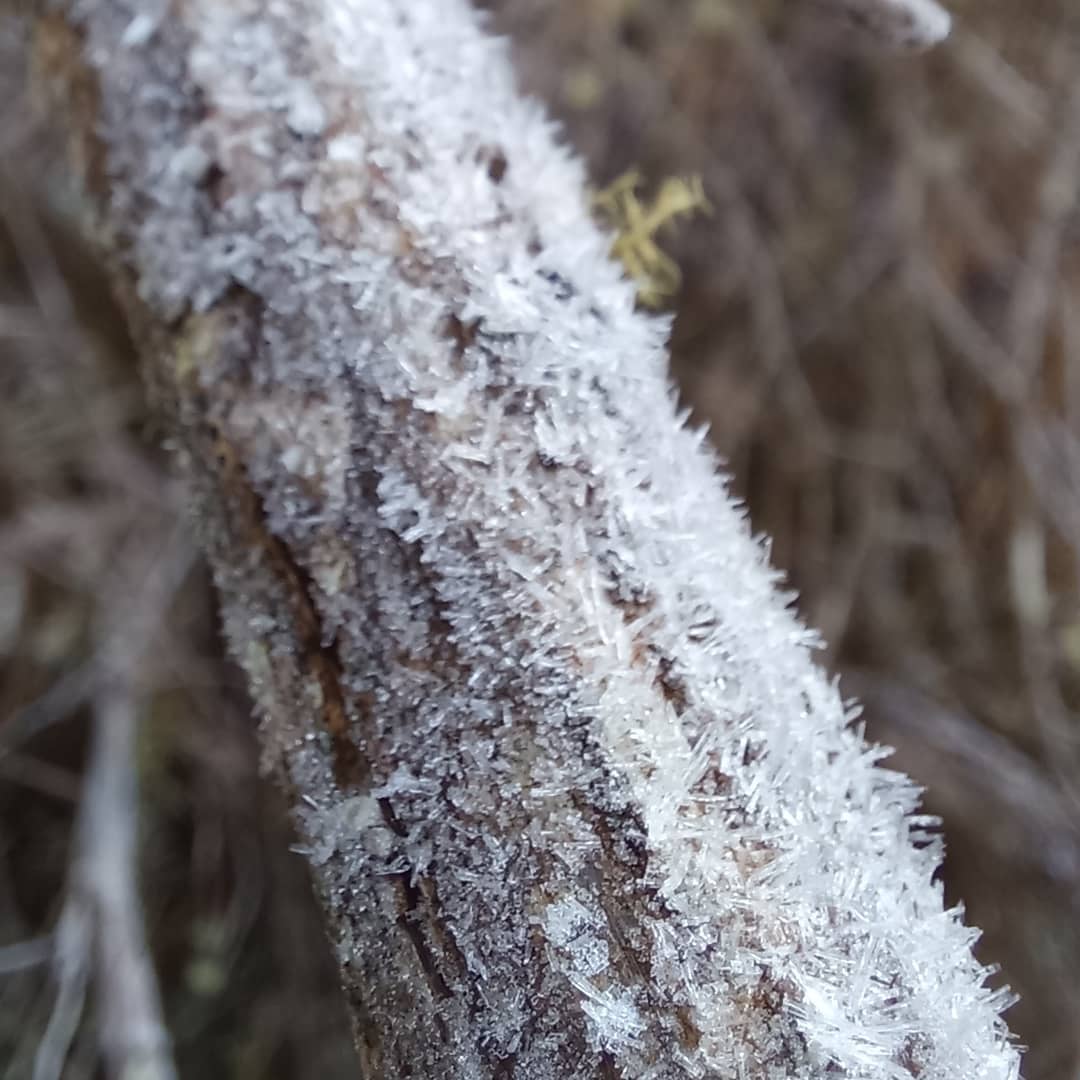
(593, 170, 711, 308)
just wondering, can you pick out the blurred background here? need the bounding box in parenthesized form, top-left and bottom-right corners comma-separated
(2, 0, 1079, 1075)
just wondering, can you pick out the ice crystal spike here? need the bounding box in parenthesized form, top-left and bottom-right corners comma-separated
(79, 0, 1008, 1075)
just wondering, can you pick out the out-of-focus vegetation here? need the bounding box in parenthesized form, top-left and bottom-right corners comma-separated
(2, 1, 1078, 1076)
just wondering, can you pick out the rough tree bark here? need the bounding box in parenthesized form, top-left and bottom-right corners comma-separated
(29, 0, 1015, 1078)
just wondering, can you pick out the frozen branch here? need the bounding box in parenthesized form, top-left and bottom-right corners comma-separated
(812, 0, 952, 50)
(31, 1, 1010, 1078)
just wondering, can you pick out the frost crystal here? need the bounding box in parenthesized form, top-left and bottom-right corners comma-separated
(79, 0, 1015, 1075)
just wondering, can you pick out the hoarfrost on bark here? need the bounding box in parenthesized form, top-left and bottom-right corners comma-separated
(56, 0, 1012, 1076)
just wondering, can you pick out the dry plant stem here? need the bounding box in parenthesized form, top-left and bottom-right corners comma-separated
(33, 2, 1012, 1079)
(0, 936, 52, 976)
(23, 532, 190, 1077)
(80, 688, 176, 1080)
(33, 686, 176, 1080)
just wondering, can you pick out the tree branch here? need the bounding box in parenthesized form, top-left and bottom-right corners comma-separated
(28, 1, 1016, 1079)
(813, 0, 952, 50)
